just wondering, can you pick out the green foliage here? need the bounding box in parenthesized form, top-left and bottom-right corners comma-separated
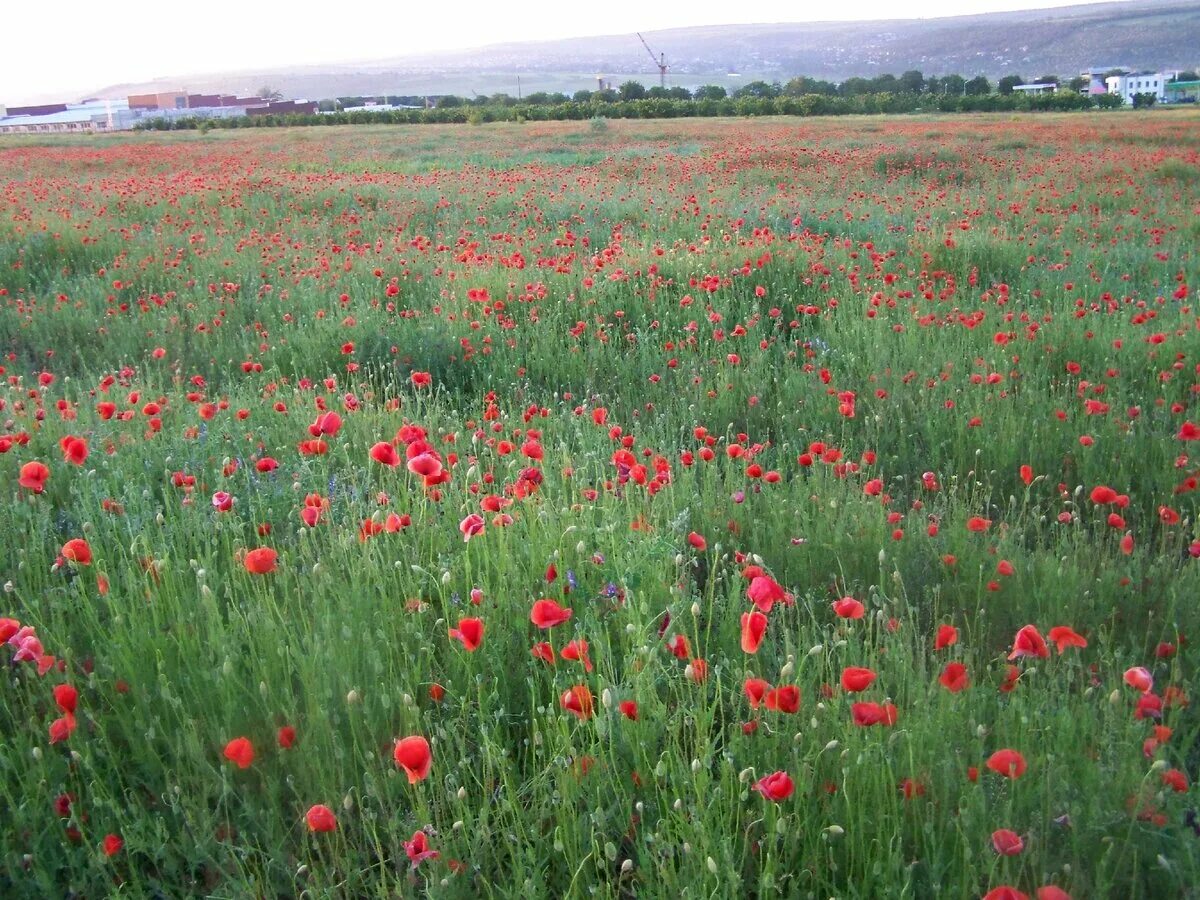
(998, 74, 1026, 95)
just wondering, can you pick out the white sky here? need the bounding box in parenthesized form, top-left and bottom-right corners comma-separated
(3, 0, 1128, 104)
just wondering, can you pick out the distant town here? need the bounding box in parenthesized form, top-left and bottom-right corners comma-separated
(3, 67, 1198, 134)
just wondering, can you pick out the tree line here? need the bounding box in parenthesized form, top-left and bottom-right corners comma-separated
(138, 90, 1126, 132)
(139, 67, 1191, 132)
(319, 68, 1197, 111)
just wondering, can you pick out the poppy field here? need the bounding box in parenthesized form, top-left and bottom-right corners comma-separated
(1, 113, 1199, 898)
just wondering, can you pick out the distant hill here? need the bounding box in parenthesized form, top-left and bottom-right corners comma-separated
(88, 1, 1200, 102)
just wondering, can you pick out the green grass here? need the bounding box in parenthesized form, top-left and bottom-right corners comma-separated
(0, 112, 1198, 899)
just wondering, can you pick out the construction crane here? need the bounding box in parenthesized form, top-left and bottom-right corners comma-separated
(636, 33, 668, 88)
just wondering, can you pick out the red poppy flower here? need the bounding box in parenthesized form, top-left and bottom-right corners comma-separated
(530, 599, 572, 629)
(53, 683, 78, 714)
(407, 452, 443, 479)
(740, 611, 768, 654)
(851, 702, 898, 727)
(60, 436, 88, 466)
(619, 700, 639, 720)
(986, 748, 1027, 779)
(1007, 625, 1049, 660)
(277, 726, 296, 749)
(841, 666, 876, 692)
(459, 513, 485, 542)
(899, 777, 925, 799)
(934, 624, 958, 650)
(1119, 531, 1135, 554)
(369, 441, 401, 466)
(310, 411, 342, 436)
(102, 833, 124, 857)
(991, 829, 1024, 856)
(560, 684, 594, 720)
(999, 664, 1021, 693)
(743, 677, 770, 709)
(404, 829, 440, 865)
(665, 634, 691, 659)
(530, 641, 555, 664)
(1047, 626, 1087, 653)
(1035, 887, 1071, 900)
(18, 461, 50, 493)
(306, 805, 337, 833)
(448, 617, 484, 651)
(746, 575, 787, 613)
(560, 639, 594, 672)
(753, 771, 794, 802)
(1123, 666, 1153, 693)
(938, 662, 969, 693)
(393, 735, 432, 784)
(687, 531, 707, 551)
(765, 685, 800, 714)
(1154, 767, 1188, 794)
(832, 597, 865, 619)
(49, 713, 76, 744)
(243, 547, 277, 575)
(966, 516, 991, 532)
(61, 539, 92, 566)
(223, 737, 254, 769)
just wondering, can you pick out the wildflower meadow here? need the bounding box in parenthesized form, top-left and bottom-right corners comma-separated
(1, 113, 1199, 898)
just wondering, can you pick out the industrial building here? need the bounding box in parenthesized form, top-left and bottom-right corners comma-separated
(0, 99, 135, 134)
(1164, 80, 1200, 103)
(0, 92, 317, 134)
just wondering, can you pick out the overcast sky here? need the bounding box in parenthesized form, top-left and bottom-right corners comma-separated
(3, 0, 1127, 104)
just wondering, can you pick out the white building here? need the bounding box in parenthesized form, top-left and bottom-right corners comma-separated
(1012, 83, 1058, 95)
(1106, 72, 1167, 104)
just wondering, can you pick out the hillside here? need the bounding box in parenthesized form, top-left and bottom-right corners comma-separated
(88, 0, 1200, 101)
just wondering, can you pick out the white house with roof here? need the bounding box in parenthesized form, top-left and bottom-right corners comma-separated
(1012, 82, 1058, 95)
(1106, 72, 1168, 104)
